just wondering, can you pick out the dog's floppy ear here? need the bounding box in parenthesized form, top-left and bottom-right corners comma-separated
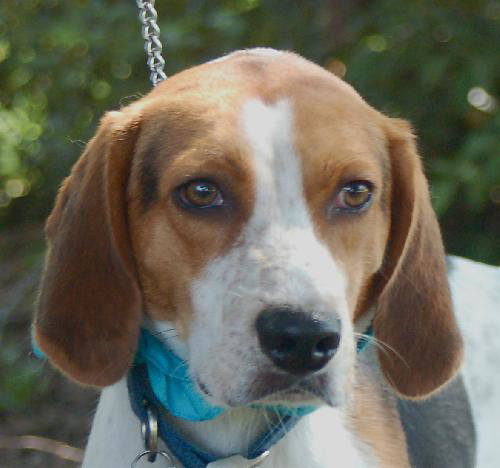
(33, 111, 142, 387)
(372, 119, 463, 399)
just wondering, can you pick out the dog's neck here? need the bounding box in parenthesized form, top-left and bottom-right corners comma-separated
(82, 319, 386, 467)
(82, 378, 375, 468)
(161, 405, 271, 457)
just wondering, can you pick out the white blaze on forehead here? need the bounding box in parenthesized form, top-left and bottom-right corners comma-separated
(240, 98, 347, 301)
(242, 99, 303, 220)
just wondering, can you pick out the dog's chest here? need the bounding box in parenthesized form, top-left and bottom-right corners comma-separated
(260, 408, 376, 468)
(201, 408, 376, 468)
(83, 381, 377, 468)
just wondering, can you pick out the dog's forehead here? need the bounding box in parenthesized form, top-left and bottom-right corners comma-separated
(132, 50, 387, 210)
(144, 50, 367, 118)
(137, 51, 383, 159)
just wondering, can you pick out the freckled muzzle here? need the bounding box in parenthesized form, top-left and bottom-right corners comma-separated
(255, 307, 341, 376)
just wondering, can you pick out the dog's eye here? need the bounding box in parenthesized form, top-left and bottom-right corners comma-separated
(335, 181, 373, 212)
(178, 180, 224, 209)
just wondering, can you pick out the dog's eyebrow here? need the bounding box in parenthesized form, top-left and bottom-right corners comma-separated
(138, 112, 214, 210)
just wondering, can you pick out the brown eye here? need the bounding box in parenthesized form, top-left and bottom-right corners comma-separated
(335, 181, 373, 212)
(178, 180, 224, 209)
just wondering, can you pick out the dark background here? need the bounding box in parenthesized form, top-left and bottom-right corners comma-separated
(1, 0, 498, 466)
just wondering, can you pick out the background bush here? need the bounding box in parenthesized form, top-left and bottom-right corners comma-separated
(1, 0, 499, 262)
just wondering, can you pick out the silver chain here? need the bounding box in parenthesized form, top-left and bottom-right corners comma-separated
(136, 0, 167, 86)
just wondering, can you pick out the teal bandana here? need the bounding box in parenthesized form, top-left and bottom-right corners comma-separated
(136, 329, 225, 421)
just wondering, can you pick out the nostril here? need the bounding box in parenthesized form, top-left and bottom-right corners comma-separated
(315, 333, 340, 356)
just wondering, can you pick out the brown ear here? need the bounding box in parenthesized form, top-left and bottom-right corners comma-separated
(33, 111, 142, 387)
(372, 119, 463, 399)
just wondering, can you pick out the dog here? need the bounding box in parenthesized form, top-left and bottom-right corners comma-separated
(33, 49, 499, 467)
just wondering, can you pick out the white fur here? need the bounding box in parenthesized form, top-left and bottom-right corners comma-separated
(82, 379, 151, 468)
(208, 48, 284, 64)
(449, 256, 500, 468)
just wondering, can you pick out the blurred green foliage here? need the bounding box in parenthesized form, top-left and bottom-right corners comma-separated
(0, 341, 46, 410)
(0, 0, 499, 262)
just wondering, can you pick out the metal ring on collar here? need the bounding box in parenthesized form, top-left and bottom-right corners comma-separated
(131, 450, 175, 467)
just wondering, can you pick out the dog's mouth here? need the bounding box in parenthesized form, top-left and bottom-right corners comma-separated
(252, 372, 334, 406)
(205, 371, 335, 408)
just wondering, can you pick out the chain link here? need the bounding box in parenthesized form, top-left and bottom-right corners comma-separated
(136, 0, 167, 86)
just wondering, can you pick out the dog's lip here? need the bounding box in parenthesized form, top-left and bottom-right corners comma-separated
(243, 371, 333, 407)
(196, 372, 334, 408)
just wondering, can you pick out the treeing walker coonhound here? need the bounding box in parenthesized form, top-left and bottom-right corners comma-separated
(33, 49, 500, 467)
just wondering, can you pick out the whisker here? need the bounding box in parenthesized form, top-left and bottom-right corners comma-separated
(354, 332, 409, 368)
(171, 358, 190, 375)
(152, 328, 177, 337)
(244, 407, 258, 453)
(227, 290, 243, 299)
(270, 406, 286, 438)
(262, 407, 273, 433)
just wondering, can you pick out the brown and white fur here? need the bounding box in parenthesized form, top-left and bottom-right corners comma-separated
(33, 49, 488, 467)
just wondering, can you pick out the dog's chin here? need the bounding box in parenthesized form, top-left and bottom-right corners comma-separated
(259, 380, 338, 408)
(215, 372, 339, 408)
(255, 372, 339, 407)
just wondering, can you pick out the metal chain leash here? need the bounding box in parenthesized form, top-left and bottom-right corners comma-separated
(136, 0, 167, 86)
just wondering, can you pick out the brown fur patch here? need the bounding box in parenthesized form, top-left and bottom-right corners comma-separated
(128, 100, 256, 334)
(370, 119, 463, 398)
(351, 357, 411, 467)
(34, 112, 142, 386)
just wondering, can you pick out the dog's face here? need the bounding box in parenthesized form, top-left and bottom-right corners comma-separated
(128, 63, 389, 407)
(34, 50, 463, 407)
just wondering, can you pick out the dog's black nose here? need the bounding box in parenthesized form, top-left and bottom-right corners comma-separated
(255, 307, 340, 376)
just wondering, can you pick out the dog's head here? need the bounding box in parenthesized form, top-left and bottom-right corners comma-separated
(34, 49, 462, 408)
